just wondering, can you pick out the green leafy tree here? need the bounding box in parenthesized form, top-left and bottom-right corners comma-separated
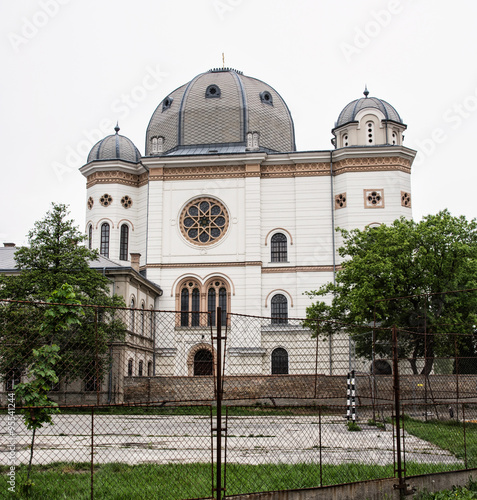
(16, 344, 61, 487)
(0, 204, 125, 386)
(305, 210, 477, 374)
(15, 283, 85, 487)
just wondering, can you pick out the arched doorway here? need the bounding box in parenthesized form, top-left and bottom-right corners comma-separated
(194, 349, 213, 376)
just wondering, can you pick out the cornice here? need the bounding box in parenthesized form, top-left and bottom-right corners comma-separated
(86, 170, 141, 188)
(83, 147, 416, 186)
(333, 156, 412, 175)
(145, 262, 337, 273)
(262, 265, 336, 273)
(80, 160, 146, 178)
(147, 261, 262, 269)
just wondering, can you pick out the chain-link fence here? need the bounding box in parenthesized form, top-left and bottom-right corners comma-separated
(1, 300, 477, 498)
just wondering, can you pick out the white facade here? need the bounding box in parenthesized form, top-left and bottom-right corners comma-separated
(80, 69, 416, 376)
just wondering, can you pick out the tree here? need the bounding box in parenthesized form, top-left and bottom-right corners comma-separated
(15, 284, 84, 489)
(305, 210, 477, 375)
(0, 203, 125, 387)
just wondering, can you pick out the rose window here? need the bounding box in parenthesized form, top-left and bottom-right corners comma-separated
(180, 197, 229, 245)
(87, 196, 94, 210)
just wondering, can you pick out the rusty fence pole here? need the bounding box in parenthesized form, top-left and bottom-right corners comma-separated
(91, 406, 94, 500)
(94, 307, 100, 406)
(215, 307, 224, 500)
(313, 320, 320, 399)
(392, 325, 405, 498)
(319, 406, 323, 487)
(462, 404, 468, 469)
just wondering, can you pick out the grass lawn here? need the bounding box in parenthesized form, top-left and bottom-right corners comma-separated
(0, 461, 459, 500)
(402, 415, 477, 469)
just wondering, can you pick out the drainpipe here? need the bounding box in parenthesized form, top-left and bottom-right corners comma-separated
(139, 161, 150, 274)
(329, 150, 336, 376)
(330, 151, 336, 287)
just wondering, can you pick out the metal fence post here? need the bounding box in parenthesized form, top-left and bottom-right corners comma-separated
(392, 325, 411, 497)
(392, 325, 404, 496)
(215, 307, 223, 500)
(91, 406, 94, 500)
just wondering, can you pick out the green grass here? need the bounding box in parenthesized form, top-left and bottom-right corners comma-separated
(402, 415, 477, 468)
(0, 461, 459, 500)
(415, 477, 477, 499)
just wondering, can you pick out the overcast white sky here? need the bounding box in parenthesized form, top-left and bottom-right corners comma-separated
(2, 0, 477, 245)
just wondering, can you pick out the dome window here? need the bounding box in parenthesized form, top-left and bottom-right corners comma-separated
(246, 132, 259, 150)
(260, 91, 273, 106)
(150, 136, 164, 154)
(205, 84, 221, 98)
(343, 134, 349, 147)
(367, 122, 374, 144)
(162, 96, 173, 112)
(392, 132, 397, 145)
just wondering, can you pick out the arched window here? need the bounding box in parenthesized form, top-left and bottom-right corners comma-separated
(88, 224, 92, 250)
(100, 223, 110, 257)
(208, 288, 216, 327)
(177, 279, 229, 327)
(127, 359, 133, 377)
(181, 288, 189, 327)
(207, 280, 228, 327)
(271, 294, 288, 324)
(271, 348, 289, 374)
(149, 307, 154, 338)
(147, 361, 153, 377)
(130, 298, 135, 331)
(194, 349, 213, 376)
(138, 360, 143, 377)
(119, 224, 129, 261)
(271, 233, 287, 262)
(219, 288, 227, 326)
(191, 288, 200, 327)
(141, 302, 145, 335)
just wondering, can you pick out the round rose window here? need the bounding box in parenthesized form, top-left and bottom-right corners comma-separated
(180, 197, 229, 245)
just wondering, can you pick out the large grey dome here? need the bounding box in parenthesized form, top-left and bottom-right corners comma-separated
(88, 126, 141, 163)
(335, 93, 402, 129)
(146, 68, 296, 155)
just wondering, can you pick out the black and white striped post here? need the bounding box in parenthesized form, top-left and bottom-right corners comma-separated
(347, 370, 356, 422)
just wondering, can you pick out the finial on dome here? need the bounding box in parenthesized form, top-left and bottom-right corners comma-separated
(363, 85, 369, 98)
(114, 122, 120, 134)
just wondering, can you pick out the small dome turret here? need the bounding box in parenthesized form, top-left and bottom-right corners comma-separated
(87, 125, 141, 163)
(332, 88, 406, 149)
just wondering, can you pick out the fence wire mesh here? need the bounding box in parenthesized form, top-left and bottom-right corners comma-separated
(1, 300, 477, 499)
